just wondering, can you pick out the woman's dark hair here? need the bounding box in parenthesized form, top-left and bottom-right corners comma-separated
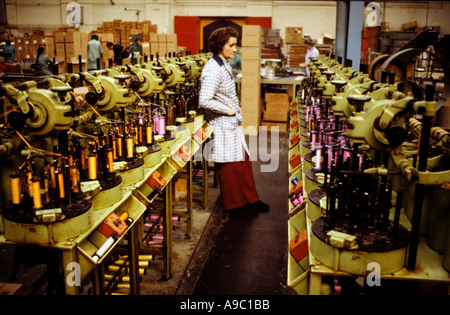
(36, 46, 45, 62)
(208, 27, 239, 55)
(106, 42, 114, 48)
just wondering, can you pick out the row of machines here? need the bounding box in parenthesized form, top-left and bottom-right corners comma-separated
(288, 55, 450, 294)
(0, 52, 213, 294)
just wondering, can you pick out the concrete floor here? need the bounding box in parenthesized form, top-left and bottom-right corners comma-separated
(140, 131, 294, 295)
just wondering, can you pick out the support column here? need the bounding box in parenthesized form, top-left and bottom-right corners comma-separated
(346, 1, 365, 71)
(335, 0, 349, 63)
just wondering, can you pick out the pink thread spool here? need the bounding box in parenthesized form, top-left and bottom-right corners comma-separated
(153, 114, 166, 135)
(314, 145, 322, 171)
(311, 131, 318, 151)
(358, 153, 364, 172)
(327, 144, 333, 171)
(147, 240, 163, 246)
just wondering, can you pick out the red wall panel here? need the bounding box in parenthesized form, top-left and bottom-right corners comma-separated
(246, 17, 272, 29)
(175, 16, 200, 54)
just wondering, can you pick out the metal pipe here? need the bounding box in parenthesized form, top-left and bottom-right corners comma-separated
(407, 85, 434, 270)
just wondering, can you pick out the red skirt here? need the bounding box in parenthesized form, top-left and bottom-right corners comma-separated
(216, 153, 260, 211)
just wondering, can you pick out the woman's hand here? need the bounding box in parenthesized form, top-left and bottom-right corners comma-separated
(227, 108, 236, 115)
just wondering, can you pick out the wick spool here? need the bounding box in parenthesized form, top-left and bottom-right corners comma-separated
(31, 177, 42, 209)
(10, 173, 21, 205)
(126, 135, 134, 159)
(88, 154, 97, 180)
(56, 170, 65, 200)
(106, 148, 114, 173)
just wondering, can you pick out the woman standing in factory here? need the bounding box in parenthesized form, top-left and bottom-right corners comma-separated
(299, 37, 320, 77)
(199, 27, 269, 214)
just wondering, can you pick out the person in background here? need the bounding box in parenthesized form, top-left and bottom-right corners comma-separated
(229, 47, 241, 76)
(199, 27, 269, 214)
(106, 42, 130, 66)
(298, 37, 319, 77)
(34, 47, 53, 76)
(2, 40, 16, 61)
(87, 34, 103, 71)
(132, 38, 143, 57)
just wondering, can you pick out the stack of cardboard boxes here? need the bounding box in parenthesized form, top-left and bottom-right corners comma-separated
(92, 20, 178, 60)
(261, 92, 289, 132)
(285, 27, 303, 44)
(285, 27, 305, 68)
(53, 28, 89, 73)
(15, 31, 48, 61)
(285, 44, 307, 68)
(240, 25, 262, 136)
(96, 20, 157, 48)
(149, 33, 178, 58)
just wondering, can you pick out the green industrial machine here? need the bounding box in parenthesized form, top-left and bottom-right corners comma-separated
(0, 52, 213, 295)
(288, 53, 450, 295)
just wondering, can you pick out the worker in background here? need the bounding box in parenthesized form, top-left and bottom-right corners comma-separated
(87, 34, 103, 71)
(2, 40, 16, 62)
(199, 27, 269, 214)
(229, 46, 241, 76)
(34, 47, 53, 76)
(298, 37, 319, 77)
(132, 38, 143, 57)
(106, 42, 130, 66)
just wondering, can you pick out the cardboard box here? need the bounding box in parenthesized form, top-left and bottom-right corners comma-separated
(285, 27, 303, 44)
(45, 36, 54, 46)
(239, 46, 260, 61)
(241, 59, 260, 75)
(241, 84, 260, 98)
(241, 98, 260, 112)
(263, 110, 288, 122)
(242, 116, 260, 131)
(261, 121, 288, 132)
(101, 33, 114, 43)
(150, 33, 158, 42)
(15, 45, 23, 60)
(265, 92, 289, 103)
(142, 42, 151, 56)
(242, 110, 261, 136)
(55, 43, 66, 62)
(158, 34, 167, 43)
(167, 42, 177, 53)
(54, 32, 65, 43)
(57, 61, 66, 74)
(242, 25, 262, 47)
(46, 43, 55, 59)
(166, 33, 177, 43)
(65, 43, 75, 58)
(66, 30, 80, 43)
(150, 42, 159, 55)
(266, 101, 290, 112)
